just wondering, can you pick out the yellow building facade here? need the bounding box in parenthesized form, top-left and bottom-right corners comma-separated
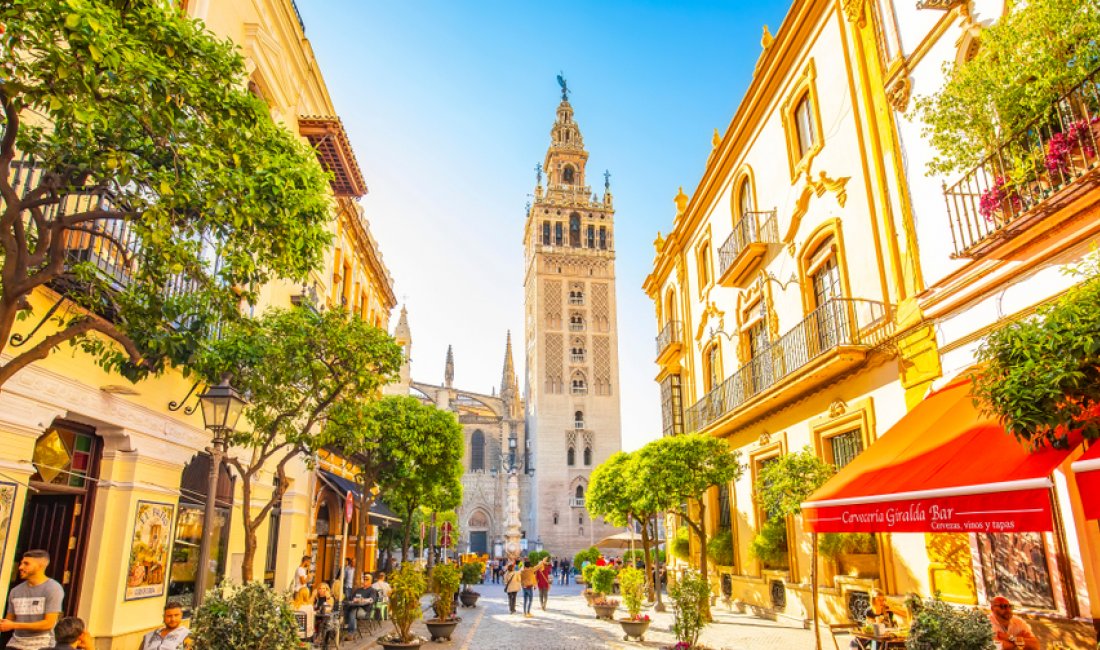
(0, 1, 396, 647)
(647, 0, 1099, 645)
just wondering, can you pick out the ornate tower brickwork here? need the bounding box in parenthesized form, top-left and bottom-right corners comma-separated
(524, 84, 622, 555)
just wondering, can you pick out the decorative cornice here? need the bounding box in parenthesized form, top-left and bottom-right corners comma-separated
(916, 0, 964, 10)
(842, 0, 868, 28)
(886, 74, 913, 113)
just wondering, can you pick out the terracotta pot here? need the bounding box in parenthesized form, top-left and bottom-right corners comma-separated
(583, 590, 594, 605)
(619, 618, 651, 642)
(459, 591, 480, 608)
(592, 603, 617, 620)
(425, 619, 459, 642)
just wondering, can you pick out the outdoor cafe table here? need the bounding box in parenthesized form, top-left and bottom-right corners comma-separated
(850, 630, 906, 650)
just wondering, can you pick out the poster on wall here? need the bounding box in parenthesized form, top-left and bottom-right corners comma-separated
(125, 500, 175, 601)
(0, 482, 17, 573)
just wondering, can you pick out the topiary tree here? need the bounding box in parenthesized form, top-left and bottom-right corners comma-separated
(669, 569, 710, 649)
(429, 563, 461, 622)
(190, 582, 299, 650)
(460, 560, 484, 593)
(591, 566, 617, 596)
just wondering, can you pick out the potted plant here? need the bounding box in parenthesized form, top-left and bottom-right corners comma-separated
(581, 563, 598, 604)
(425, 562, 461, 642)
(669, 569, 710, 649)
(904, 593, 992, 650)
(590, 566, 619, 619)
(820, 532, 879, 578)
(573, 546, 599, 584)
(190, 582, 300, 649)
(380, 563, 427, 649)
(749, 519, 789, 570)
(706, 529, 734, 568)
(617, 566, 651, 641)
(459, 560, 484, 608)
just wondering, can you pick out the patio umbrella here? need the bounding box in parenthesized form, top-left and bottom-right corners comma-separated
(594, 530, 664, 549)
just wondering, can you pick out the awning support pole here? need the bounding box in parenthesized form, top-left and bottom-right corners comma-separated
(812, 531, 821, 650)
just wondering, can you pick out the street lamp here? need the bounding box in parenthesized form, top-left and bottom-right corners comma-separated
(193, 376, 246, 608)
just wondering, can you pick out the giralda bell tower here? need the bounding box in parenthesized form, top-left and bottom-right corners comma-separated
(524, 78, 622, 555)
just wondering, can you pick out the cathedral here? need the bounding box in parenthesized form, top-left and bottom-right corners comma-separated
(388, 82, 622, 557)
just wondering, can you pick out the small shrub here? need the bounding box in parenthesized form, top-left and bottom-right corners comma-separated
(526, 550, 550, 566)
(190, 582, 299, 650)
(706, 529, 735, 567)
(623, 548, 666, 564)
(749, 519, 789, 567)
(590, 566, 617, 596)
(819, 532, 878, 560)
(430, 563, 461, 621)
(669, 569, 710, 648)
(460, 560, 484, 591)
(573, 546, 600, 571)
(581, 563, 597, 586)
(904, 594, 993, 650)
(618, 566, 646, 619)
(670, 526, 691, 561)
(386, 562, 427, 644)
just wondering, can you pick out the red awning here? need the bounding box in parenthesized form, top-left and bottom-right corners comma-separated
(1072, 443, 1100, 520)
(802, 375, 1078, 534)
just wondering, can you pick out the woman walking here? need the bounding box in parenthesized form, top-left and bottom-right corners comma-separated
(535, 558, 552, 611)
(503, 562, 522, 614)
(520, 561, 537, 617)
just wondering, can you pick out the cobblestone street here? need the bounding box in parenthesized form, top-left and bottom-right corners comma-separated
(344, 581, 821, 650)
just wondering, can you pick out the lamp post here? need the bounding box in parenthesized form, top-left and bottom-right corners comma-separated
(193, 376, 246, 608)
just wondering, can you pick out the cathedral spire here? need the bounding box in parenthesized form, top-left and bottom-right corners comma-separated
(393, 304, 411, 346)
(501, 330, 517, 392)
(444, 345, 454, 388)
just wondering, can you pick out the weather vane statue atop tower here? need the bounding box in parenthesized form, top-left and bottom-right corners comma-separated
(556, 72, 570, 101)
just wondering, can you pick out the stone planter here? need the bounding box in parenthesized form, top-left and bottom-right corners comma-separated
(380, 638, 423, 650)
(459, 591, 480, 608)
(592, 603, 617, 620)
(425, 619, 459, 642)
(618, 618, 650, 642)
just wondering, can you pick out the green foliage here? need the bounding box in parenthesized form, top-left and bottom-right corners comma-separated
(590, 566, 617, 596)
(904, 594, 993, 650)
(706, 529, 735, 567)
(387, 563, 427, 644)
(669, 569, 711, 648)
(526, 550, 550, 565)
(194, 307, 403, 580)
(574, 546, 600, 571)
(460, 561, 485, 587)
(749, 520, 789, 567)
(618, 566, 646, 619)
(430, 563, 461, 621)
(190, 582, 299, 650)
(973, 253, 1100, 447)
(623, 548, 665, 564)
(0, 0, 333, 387)
(819, 533, 878, 560)
(913, 0, 1100, 174)
(753, 448, 835, 520)
(671, 526, 691, 561)
(581, 563, 597, 586)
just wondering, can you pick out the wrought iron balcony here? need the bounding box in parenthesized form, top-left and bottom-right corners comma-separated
(943, 66, 1100, 258)
(655, 320, 684, 360)
(569, 497, 586, 508)
(684, 298, 891, 433)
(718, 210, 778, 287)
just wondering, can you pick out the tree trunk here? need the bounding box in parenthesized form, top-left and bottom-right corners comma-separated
(426, 511, 437, 572)
(684, 501, 711, 621)
(401, 514, 413, 562)
(356, 475, 376, 576)
(639, 515, 654, 601)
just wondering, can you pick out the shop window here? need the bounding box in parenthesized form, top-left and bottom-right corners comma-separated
(170, 453, 234, 611)
(975, 533, 1056, 609)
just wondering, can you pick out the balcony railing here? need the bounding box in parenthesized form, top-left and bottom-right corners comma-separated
(684, 298, 890, 433)
(569, 497, 586, 508)
(656, 320, 684, 358)
(943, 65, 1100, 258)
(718, 210, 778, 279)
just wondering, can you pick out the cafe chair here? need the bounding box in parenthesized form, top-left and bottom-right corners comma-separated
(829, 622, 861, 650)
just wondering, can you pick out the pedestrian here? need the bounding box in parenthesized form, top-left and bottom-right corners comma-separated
(341, 557, 355, 602)
(141, 601, 191, 650)
(374, 572, 392, 602)
(42, 616, 90, 650)
(1, 549, 65, 650)
(535, 558, 552, 611)
(520, 561, 537, 617)
(293, 555, 311, 591)
(503, 562, 522, 614)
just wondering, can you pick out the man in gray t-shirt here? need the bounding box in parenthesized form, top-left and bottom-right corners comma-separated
(1, 550, 64, 650)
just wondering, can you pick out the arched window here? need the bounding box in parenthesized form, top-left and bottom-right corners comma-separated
(737, 178, 754, 220)
(569, 213, 581, 247)
(583, 446, 592, 465)
(571, 372, 588, 395)
(664, 288, 677, 327)
(554, 222, 563, 246)
(571, 338, 586, 363)
(542, 221, 551, 245)
(794, 93, 816, 159)
(574, 411, 585, 429)
(703, 343, 721, 393)
(575, 485, 584, 499)
(569, 288, 584, 305)
(586, 225, 595, 248)
(563, 166, 575, 184)
(567, 446, 576, 466)
(569, 313, 585, 332)
(470, 430, 485, 472)
(809, 237, 841, 308)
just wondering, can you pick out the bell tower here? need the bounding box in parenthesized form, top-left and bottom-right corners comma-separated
(523, 78, 622, 555)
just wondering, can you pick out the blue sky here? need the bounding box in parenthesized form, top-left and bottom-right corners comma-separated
(298, 0, 792, 450)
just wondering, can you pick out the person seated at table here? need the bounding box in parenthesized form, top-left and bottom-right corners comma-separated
(850, 589, 901, 649)
(292, 588, 315, 642)
(989, 595, 1039, 649)
(312, 582, 334, 614)
(344, 575, 377, 633)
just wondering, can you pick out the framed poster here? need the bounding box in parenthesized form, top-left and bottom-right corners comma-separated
(0, 481, 16, 574)
(125, 500, 175, 601)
